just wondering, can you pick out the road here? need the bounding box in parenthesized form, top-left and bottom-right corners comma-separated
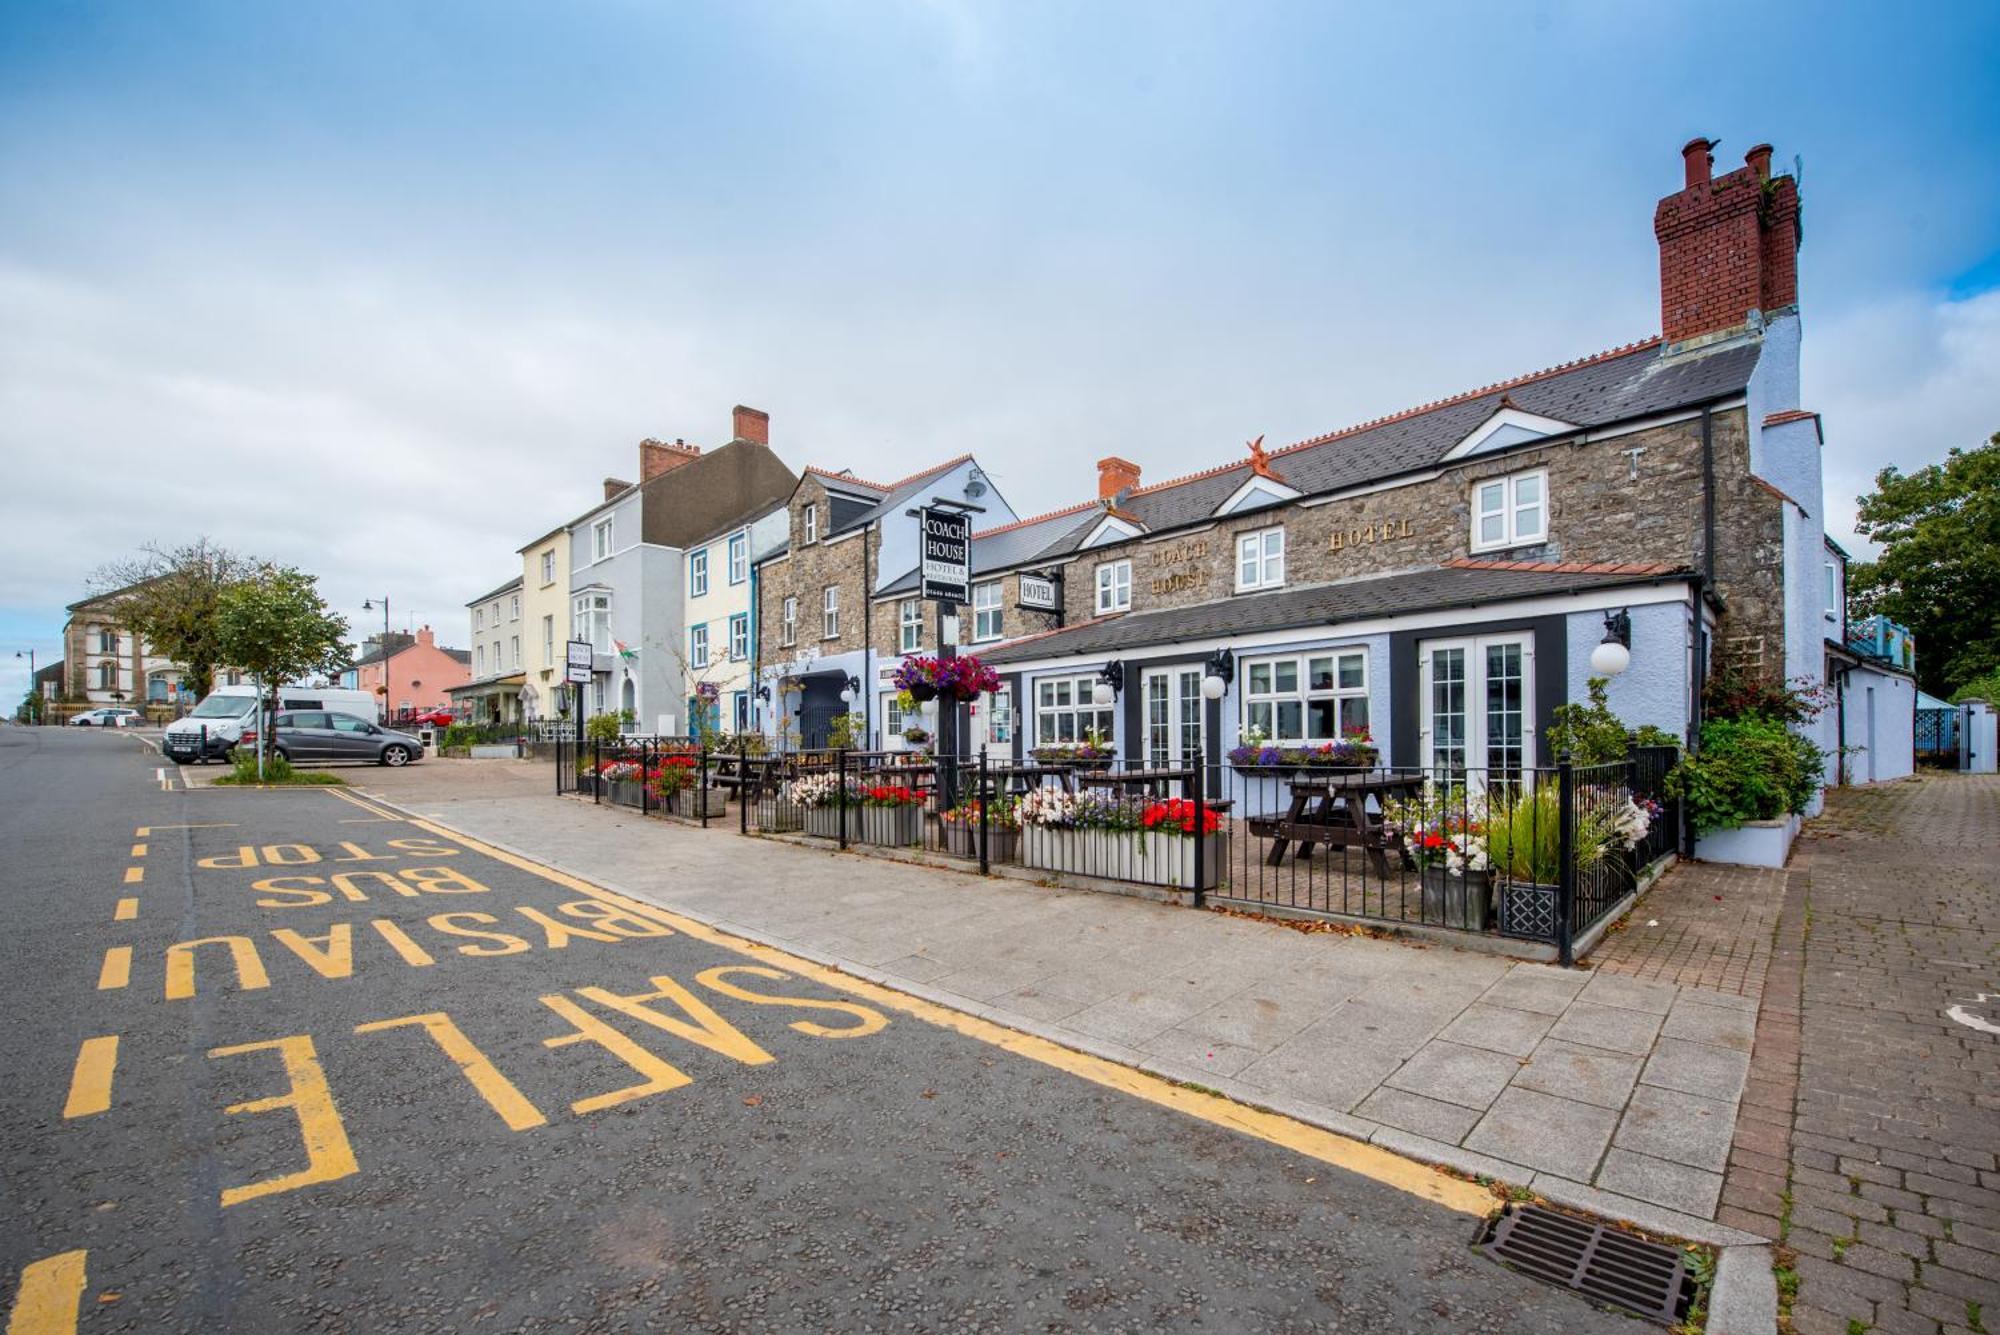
(0, 727, 1633, 1332)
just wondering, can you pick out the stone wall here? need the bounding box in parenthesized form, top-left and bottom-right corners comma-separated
(866, 572, 1063, 660)
(756, 475, 878, 672)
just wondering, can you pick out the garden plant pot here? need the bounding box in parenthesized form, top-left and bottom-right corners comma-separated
(607, 780, 644, 809)
(1496, 879, 1561, 941)
(941, 821, 1019, 863)
(803, 805, 848, 840)
(859, 805, 922, 847)
(1419, 867, 1492, 931)
(1021, 827, 1225, 888)
(906, 682, 938, 703)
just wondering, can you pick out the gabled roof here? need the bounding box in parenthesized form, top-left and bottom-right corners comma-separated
(817, 455, 980, 537)
(876, 504, 1099, 597)
(348, 633, 415, 669)
(981, 562, 1697, 665)
(1036, 338, 1760, 557)
(465, 575, 523, 607)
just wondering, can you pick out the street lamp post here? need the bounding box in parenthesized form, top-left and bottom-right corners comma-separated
(13, 650, 34, 722)
(362, 597, 390, 722)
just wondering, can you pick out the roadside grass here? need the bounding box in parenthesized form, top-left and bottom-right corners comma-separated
(212, 753, 344, 786)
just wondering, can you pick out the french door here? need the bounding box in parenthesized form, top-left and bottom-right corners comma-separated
(1144, 667, 1205, 792)
(1419, 633, 1534, 780)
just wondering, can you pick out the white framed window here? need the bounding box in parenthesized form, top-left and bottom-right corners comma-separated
(727, 533, 748, 585)
(1094, 560, 1131, 614)
(781, 596, 797, 646)
(803, 505, 818, 544)
(1242, 649, 1370, 743)
(689, 624, 709, 669)
(883, 692, 906, 740)
(1034, 675, 1116, 746)
(475, 645, 486, 675)
(1235, 527, 1286, 592)
(509, 594, 520, 621)
(98, 628, 118, 653)
(592, 517, 616, 562)
(573, 592, 611, 653)
(972, 581, 1003, 642)
(822, 585, 839, 639)
(474, 608, 484, 631)
(1471, 469, 1547, 552)
(541, 615, 554, 667)
(689, 548, 709, 597)
(1823, 560, 1840, 622)
(987, 686, 1013, 744)
(728, 613, 749, 661)
(899, 599, 922, 653)
(540, 550, 555, 584)
(509, 635, 520, 669)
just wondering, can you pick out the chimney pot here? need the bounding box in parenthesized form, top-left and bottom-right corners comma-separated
(1681, 136, 1718, 189)
(1745, 143, 1774, 180)
(732, 405, 770, 446)
(1096, 456, 1142, 501)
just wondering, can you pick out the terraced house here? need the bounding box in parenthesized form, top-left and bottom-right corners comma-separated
(962, 136, 1851, 798)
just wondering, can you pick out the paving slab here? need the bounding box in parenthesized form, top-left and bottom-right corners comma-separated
(1543, 998, 1665, 1056)
(1235, 1024, 1408, 1112)
(1659, 997, 1757, 1052)
(1463, 1087, 1619, 1181)
(1639, 1036, 1752, 1102)
(1435, 1002, 1557, 1058)
(1509, 1037, 1644, 1110)
(1138, 1028, 1265, 1080)
(1384, 1039, 1524, 1110)
(1480, 963, 1591, 1016)
(1575, 970, 1679, 1015)
(1595, 1147, 1725, 1217)
(1612, 1084, 1737, 1173)
(1353, 1087, 1483, 1143)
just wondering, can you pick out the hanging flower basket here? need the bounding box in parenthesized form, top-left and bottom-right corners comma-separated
(892, 655, 1002, 704)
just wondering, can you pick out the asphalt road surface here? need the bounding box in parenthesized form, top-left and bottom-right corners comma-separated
(0, 727, 1634, 1332)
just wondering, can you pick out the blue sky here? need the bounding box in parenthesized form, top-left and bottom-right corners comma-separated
(3, 1, 1997, 705)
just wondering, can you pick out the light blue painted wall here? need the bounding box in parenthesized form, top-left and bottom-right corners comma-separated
(872, 459, 1020, 592)
(1843, 664, 1915, 784)
(1566, 602, 1691, 743)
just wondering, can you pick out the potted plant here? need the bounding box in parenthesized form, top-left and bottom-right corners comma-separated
(1483, 784, 1636, 939)
(938, 792, 1021, 861)
(1017, 789, 1225, 888)
(1383, 788, 1492, 931)
(857, 782, 924, 847)
(1029, 729, 1113, 767)
(783, 771, 858, 838)
(901, 725, 931, 747)
(599, 757, 647, 808)
(892, 654, 1002, 705)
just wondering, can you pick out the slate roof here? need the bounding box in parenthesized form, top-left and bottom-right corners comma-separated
(1036, 338, 1761, 555)
(349, 634, 415, 669)
(979, 560, 1695, 665)
(464, 575, 523, 607)
(876, 505, 1100, 596)
(817, 455, 979, 538)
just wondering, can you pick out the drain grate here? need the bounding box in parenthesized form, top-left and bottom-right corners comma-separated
(1476, 1205, 1694, 1324)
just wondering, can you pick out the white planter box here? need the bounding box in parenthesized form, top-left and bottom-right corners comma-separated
(1695, 814, 1801, 869)
(1020, 826, 1224, 888)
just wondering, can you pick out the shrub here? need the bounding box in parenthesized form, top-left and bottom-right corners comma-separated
(1702, 665, 1827, 725)
(215, 751, 343, 786)
(1668, 716, 1825, 832)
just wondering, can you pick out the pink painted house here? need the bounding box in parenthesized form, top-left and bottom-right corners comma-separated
(342, 626, 472, 721)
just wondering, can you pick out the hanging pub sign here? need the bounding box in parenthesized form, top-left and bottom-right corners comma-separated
(1018, 573, 1059, 610)
(564, 639, 594, 685)
(920, 506, 971, 604)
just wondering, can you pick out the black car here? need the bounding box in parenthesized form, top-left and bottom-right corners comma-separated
(252, 711, 425, 766)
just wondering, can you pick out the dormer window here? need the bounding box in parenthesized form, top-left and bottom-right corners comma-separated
(1471, 469, 1547, 552)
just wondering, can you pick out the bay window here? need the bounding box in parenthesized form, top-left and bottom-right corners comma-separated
(573, 592, 611, 653)
(1242, 648, 1370, 742)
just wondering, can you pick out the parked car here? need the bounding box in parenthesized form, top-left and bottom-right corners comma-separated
(163, 683, 381, 763)
(406, 708, 455, 727)
(70, 708, 142, 727)
(242, 711, 425, 766)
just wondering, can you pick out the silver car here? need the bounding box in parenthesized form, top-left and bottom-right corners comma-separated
(70, 707, 142, 727)
(264, 710, 424, 766)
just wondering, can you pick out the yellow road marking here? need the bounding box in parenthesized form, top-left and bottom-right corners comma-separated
(134, 825, 237, 835)
(122, 867, 142, 885)
(129, 843, 147, 858)
(114, 898, 139, 921)
(355, 1013, 547, 1131)
(96, 948, 132, 991)
(406, 817, 1493, 1217)
(62, 1038, 118, 1119)
(5, 1249, 86, 1335)
(207, 1035, 358, 1207)
(326, 789, 402, 822)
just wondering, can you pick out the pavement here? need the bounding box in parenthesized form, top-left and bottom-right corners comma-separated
(3, 724, 1658, 1331)
(343, 753, 1776, 1249)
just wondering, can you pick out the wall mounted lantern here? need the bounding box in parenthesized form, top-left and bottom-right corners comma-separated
(1590, 608, 1633, 677)
(1201, 649, 1234, 701)
(1090, 661, 1124, 708)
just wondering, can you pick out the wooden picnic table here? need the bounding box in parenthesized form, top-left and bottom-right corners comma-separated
(1246, 770, 1427, 875)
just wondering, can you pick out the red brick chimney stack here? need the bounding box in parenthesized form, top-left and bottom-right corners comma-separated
(416, 626, 435, 648)
(1654, 135, 1802, 346)
(639, 437, 701, 482)
(1097, 456, 1142, 501)
(732, 405, 770, 446)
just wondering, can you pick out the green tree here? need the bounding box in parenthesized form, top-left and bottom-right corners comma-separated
(214, 566, 350, 778)
(1848, 431, 2000, 697)
(91, 539, 253, 699)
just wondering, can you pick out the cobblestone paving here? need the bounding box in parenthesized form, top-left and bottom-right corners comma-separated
(1777, 774, 2000, 1335)
(1592, 857, 1787, 999)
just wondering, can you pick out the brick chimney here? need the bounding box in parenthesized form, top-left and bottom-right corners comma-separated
(1097, 456, 1142, 501)
(1654, 136, 1802, 346)
(732, 405, 770, 446)
(640, 436, 701, 482)
(416, 625, 435, 648)
(603, 477, 632, 501)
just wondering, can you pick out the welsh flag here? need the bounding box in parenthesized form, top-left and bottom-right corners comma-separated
(613, 639, 639, 662)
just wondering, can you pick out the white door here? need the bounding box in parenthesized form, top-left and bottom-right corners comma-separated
(1144, 667, 1205, 790)
(1419, 633, 1534, 779)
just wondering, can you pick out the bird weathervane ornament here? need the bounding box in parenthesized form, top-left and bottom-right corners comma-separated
(1245, 434, 1284, 481)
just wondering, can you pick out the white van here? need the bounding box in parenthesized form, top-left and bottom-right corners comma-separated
(162, 683, 380, 763)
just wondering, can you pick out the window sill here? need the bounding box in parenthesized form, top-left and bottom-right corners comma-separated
(1468, 538, 1548, 557)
